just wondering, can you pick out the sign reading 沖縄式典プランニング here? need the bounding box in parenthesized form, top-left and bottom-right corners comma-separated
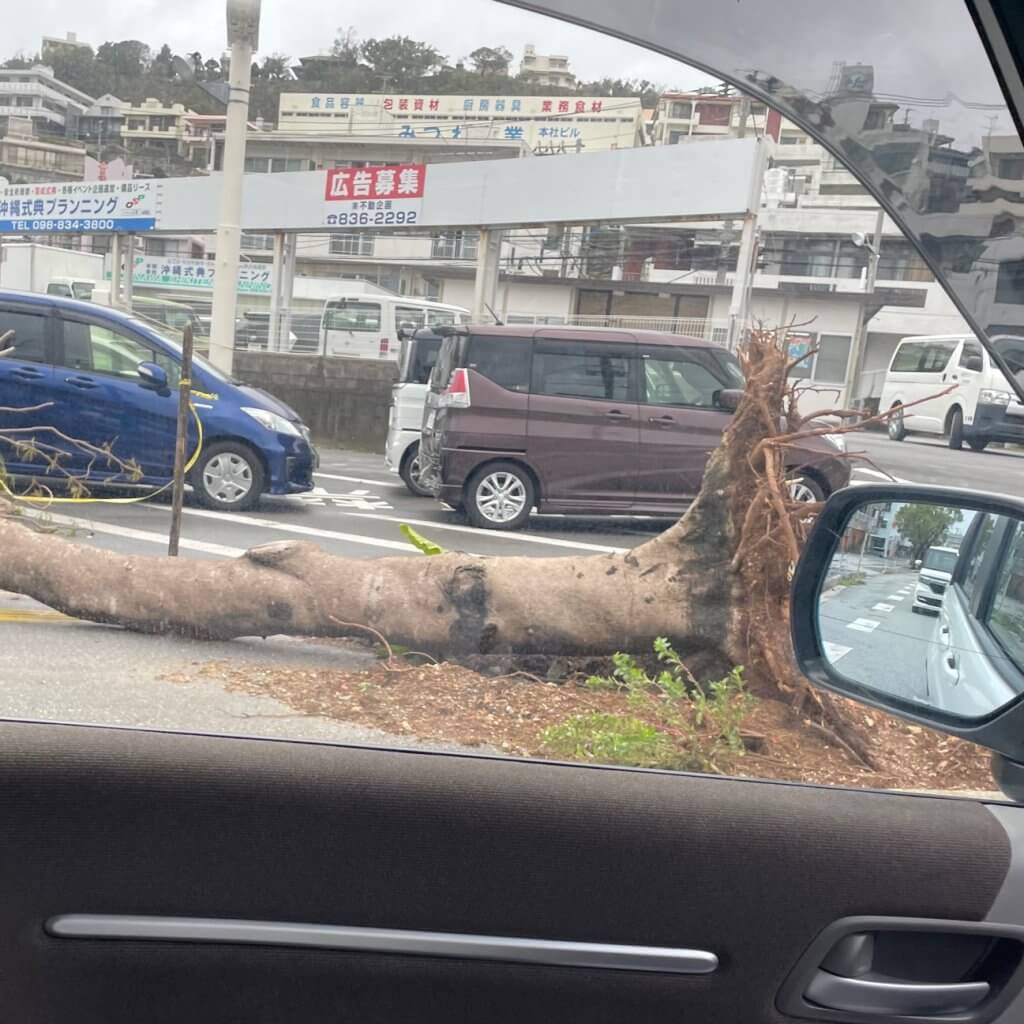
(323, 163, 426, 229)
(0, 180, 161, 233)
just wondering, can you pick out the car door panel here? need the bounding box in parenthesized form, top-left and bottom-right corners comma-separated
(527, 339, 638, 509)
(51, 316, 179, 482)
(636, 348, 735, 507)
(0, 305, 57, 477)
(0, 720, 1013, 1024)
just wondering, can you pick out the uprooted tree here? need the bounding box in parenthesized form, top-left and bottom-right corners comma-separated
(0, 326, 872, 744)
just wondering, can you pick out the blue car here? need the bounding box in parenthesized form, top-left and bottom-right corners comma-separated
(0, 290, 317, 511)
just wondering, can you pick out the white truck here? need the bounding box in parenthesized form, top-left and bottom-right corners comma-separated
(0, 242, 107, 301)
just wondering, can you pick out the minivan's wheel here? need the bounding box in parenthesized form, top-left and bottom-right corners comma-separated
(193, 442, 264, 511)
(466, 462, 534, 531)
(948, 407, 964, 450)
(887, 406, 906, 441)
(968, 438, 990, 452)
(787, 474, 826, 503)
(399, 443, 432, 497)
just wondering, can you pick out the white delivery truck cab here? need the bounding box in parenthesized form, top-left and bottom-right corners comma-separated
(318, 295, 468, 361)
(879, 333, 1024, 450)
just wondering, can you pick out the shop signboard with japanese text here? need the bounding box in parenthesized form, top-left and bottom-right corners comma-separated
(0, 181, 160, 233)
(113, 256, 272, 296)
(323, 163, 426, 228)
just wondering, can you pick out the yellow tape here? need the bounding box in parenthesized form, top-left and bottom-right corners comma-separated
(0, 401, 204, 506)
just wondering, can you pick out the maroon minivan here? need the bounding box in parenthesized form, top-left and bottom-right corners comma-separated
(418, 326, 850, 530)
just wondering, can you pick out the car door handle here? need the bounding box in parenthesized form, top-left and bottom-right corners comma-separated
(64, 375, 98, 389)
(10, 366, 44, 380)
(946, 653, 958, 670)
(604, 409, 630, 420)
(647, 415, 675, 424)
(806, 970, 989, 1015)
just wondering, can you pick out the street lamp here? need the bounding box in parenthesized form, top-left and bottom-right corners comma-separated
(208, 0, 261, 375)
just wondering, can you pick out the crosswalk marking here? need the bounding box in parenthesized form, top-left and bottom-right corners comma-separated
(848, 618, 881, 633)
(872, 603, 895, 613)
(824, 641, 852, 663)
(887, 595, 905, 601)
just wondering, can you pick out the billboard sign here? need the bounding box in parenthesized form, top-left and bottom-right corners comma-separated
(323, 163, 426, 227)
(0, 180, 160, 233)
(114, 255, 273, 295)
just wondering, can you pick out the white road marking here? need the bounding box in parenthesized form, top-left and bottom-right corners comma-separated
(25, 511, 243, 557)
(176, 507, 416, 552)
(887, 595, 905, 601)
(872, 603, 895, 613)
(851, 467, 913, 484)
(824, 641, 852, 662)
(315, 470, 402, 488)
(847, 618, 881, 633)
(337, 509, 627, 554)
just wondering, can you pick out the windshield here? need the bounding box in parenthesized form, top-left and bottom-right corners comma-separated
(3, 0, 1022, 806)
(924, 549, 959, 574)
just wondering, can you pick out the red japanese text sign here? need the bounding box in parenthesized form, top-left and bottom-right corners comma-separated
(324, 164, 427, 202)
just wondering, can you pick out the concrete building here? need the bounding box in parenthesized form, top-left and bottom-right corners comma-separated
(0, 117, 86, 182)
(519, 44, 576, 90)
(0, 65, 92, 140)
(277, 92, 644, 154)
(651, 87, 772, 144)
(78, 94, 127, 150)
(40, 32, 91, 63)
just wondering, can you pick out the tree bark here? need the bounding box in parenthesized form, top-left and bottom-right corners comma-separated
(0, 331, 812, 688)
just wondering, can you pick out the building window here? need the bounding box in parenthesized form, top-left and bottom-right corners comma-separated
(996, 260, 1024, 306)
(786, 333, 853, 384)
(242, 233, 275, 251)
(996, 156, 1024, 180)
(432, 231, 479, 260)
(145, 237, 167, 256)
(244, 157, 269, 173)
(668, 130, 687, 145)
(329, 233, 375, 257)
(669, 101, 692, 119)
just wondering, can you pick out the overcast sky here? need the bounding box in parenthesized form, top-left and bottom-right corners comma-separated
(7, 0, 713, 90)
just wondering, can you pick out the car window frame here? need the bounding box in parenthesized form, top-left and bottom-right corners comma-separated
(0, 302, 57, 366)
(638, 345, 739, 410)
(54, 314, 181, 387)
(324, 300, 383, 334)
(530, 339, 639, 404)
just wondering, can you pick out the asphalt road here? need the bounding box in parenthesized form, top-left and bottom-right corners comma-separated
(819, 566, 939, 704)
(2, 430, 1022, 747)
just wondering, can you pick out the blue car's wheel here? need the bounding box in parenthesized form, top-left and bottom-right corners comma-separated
(193, 442, 264, 511)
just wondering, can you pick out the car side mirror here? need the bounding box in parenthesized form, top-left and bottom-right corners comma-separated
(137, 361, 169, 391)
(791, 485, 1024, 800)
(963, 355, 984, 372)
(398, 321, 417, 340)
(716, 388, 744, 412)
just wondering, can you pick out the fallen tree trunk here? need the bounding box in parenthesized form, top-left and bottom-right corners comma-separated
(0, 329, 822, 693)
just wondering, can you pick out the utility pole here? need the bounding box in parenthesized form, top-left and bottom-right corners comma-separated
(726, 136, 770, 351)
(842, 206, 885, 413)
(208, 0, 261, 375)
(168, 322, 195, 557)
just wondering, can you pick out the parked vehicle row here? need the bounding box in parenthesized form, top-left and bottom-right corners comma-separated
(0, 291, 318, 511)
(388, 325, 851, 530)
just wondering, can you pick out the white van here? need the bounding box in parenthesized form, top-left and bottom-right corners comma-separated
(912, 545, 959, 614)
(319, 295, 469, 360)
(880, 333, 1024, 450)
(384, 329, 446, 495)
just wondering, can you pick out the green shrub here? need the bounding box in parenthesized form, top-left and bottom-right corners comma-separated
(540, 638, 754, 773)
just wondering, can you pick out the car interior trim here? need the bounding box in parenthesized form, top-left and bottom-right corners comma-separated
(45, 915, 721, 975)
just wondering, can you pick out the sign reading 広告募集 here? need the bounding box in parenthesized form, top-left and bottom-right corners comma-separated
(324, 163, 426, 228)
(0, 180, 160, 233)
